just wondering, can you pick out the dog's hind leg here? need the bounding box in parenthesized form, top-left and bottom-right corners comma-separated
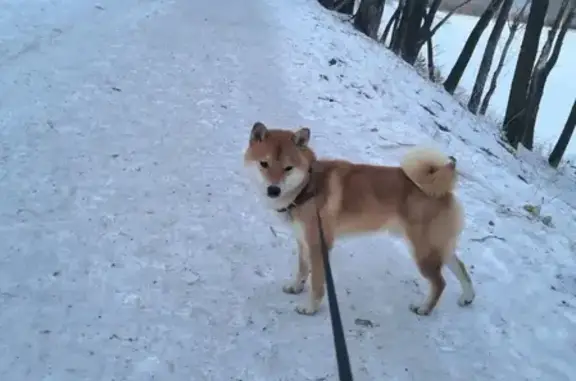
(445, 253, 475, 307)
(410, 251, 446, 316)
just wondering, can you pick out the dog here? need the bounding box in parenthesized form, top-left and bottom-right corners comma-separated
(243, 121, 475, 316)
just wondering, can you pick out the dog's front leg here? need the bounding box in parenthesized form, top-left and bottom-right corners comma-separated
(295, 220, 333, 316)
(282, 240, 309, 294)
(295, 245, 325, 315)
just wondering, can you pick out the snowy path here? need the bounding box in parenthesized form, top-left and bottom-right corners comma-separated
(0, 0, 303, 379)
(1, 0, 575, 380)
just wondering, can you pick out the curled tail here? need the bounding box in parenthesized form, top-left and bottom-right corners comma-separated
(400, 147, 457, 197)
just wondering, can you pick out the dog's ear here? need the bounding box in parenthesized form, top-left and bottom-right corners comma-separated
(250, 122, 268, 142)
(292, 127, 310, 147)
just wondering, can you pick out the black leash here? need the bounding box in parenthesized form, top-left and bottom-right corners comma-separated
(315, 207, 354, 381)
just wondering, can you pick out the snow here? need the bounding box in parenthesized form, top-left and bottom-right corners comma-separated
(0, 0, 575, 380)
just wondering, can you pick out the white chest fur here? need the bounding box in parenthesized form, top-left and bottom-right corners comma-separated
(291, 219, 310, 264)
(291, 219, 306, 244)
(273, 210, 310, 263)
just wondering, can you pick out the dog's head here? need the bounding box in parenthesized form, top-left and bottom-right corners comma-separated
(243, 122, 316, 205)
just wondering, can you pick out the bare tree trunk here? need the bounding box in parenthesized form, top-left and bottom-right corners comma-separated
(387, 0, 475, 68)
(391, 0, 412, 54)
(468, 0, 512, 114)
(382, 2, 402, 45)
(443, 0, 504, 95)
(549, 99, 576, 168)
(426, 36, 436, 81)
(400, 0, 426, 64)
(503, 0, 549, 148)
(418, 0, 475, 48)
(480, 0, 530, 115)
(420, 0, 443, 46)
(337, 0, 355, 14)
(354, 0, 386, 39)
(389, 0, 427, 64)
(421, 0, 442, 80)
(522, 1, 574, 150)
(318, 0, 354, 15)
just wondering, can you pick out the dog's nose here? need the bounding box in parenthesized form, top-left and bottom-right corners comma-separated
(267, 185, 281, 198)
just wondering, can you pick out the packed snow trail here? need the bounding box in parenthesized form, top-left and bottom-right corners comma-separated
(1, 0, 575, 380)
(0, 0, 306, 379)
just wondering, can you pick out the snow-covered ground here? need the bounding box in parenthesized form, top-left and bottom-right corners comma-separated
(1, 0, 575, 380)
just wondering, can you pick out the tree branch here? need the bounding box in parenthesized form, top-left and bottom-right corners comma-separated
(381, 4, 401, 45)
(543, 1, 575, 73)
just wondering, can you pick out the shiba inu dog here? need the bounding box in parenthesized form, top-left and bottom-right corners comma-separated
(243, 121, 475, 316)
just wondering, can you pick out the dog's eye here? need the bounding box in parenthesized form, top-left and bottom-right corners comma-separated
(284, 166, 293, 172)
(259, 161, 269, 169)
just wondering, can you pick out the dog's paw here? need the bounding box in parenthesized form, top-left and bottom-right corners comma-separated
(457, 293, 474, 307)
(282, 282, 304, 295)
(409, 303, 431, 316)
(295, 304, 318, 316)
